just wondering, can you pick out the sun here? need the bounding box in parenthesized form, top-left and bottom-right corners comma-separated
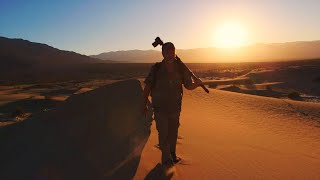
(213, 21, 249, 48)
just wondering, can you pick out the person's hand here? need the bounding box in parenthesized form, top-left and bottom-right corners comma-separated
(194, 78, 203, 87)
(142, 99, 151, 117)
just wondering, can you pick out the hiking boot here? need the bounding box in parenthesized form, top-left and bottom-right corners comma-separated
(171, 153, 182, 164)
(162, 159, 174, 169)
(172, 156, 182, 164)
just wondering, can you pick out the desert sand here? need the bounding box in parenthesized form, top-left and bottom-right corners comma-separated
(135, 87, 320, 179)
(1, 79, 319, 179)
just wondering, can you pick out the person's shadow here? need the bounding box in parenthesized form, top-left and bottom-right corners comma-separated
(144, 163, 174, 180)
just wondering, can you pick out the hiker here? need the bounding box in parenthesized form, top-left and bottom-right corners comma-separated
(143, 42, 202, 167)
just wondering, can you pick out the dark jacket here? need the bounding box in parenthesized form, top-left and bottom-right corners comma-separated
(144, 59, 192, 113)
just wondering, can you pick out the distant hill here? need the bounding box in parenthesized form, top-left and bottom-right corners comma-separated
(0, 36, 113, 68)
(92, 41, 320, 63)
(90, 50, 162, 63)
(0, 37, 113, 83)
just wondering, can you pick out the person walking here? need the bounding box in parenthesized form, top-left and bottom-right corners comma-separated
(143, 42, 202, 168)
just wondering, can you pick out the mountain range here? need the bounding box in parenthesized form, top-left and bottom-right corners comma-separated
(1, 36, 320, 82)
(0, 36, 112, 83)
(91, 41, 320, 63)
(0, 36, 113, 68)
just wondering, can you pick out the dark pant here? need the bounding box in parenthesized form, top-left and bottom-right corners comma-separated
(154, 110, 180, 164)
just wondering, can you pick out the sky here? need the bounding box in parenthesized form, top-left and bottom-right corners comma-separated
(1, 0, 320, 55)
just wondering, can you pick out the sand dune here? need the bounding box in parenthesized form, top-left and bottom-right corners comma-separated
(1, 80, 319, 179)
(135, 88, 320, 179)
(0, 80, 153, 179)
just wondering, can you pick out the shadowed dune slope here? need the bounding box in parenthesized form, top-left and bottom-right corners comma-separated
(0, 79, 153, 179)
(244, 66, 320, 96)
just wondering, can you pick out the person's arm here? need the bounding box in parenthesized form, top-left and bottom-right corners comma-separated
(143, 83, 151, 105)
(142, 83, 151, 116)
(142, 64, 156, 115)
(182, 65, 203, 90)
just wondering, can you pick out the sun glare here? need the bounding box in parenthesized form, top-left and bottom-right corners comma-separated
(213, 21, 249, 48)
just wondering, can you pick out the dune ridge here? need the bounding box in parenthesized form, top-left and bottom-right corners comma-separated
(135, 88, 320, 179)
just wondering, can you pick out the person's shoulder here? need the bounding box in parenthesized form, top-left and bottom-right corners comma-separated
(156, 59, 164, 65)
(154, 61, 162, 68)
(151, 61, 163, 70)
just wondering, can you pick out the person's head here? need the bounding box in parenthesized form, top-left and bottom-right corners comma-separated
(162, 42, 176, 60)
